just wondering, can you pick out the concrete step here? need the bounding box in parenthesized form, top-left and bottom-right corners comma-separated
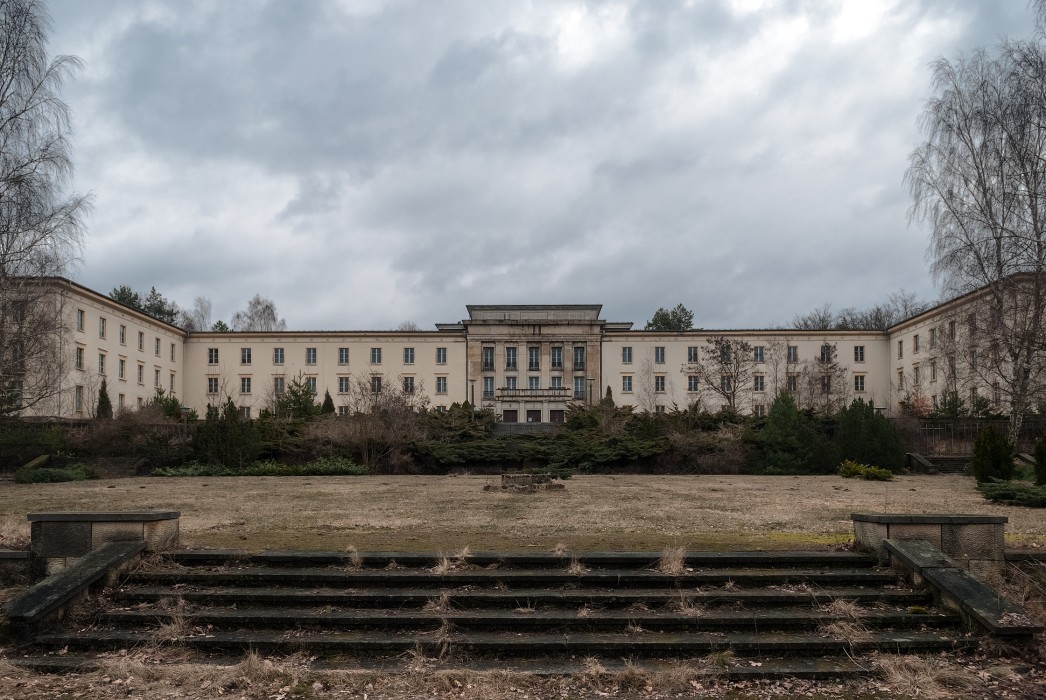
(98, 605, 961, 633)
(9, 652, 872, 680)
(165, 550, 878, 570)
(113, 584, 934, 609)
(125, 566, 902, 589)
(33, 628, 977, 657)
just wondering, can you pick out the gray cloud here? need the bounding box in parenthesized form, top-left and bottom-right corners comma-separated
(45, 0, 1038, 330)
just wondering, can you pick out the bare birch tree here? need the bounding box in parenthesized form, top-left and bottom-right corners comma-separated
(0, 0, 90, 414)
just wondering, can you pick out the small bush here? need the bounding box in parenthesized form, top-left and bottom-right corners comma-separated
(970, 426, 1014, 483)
(155, 456, 368, 477)
(14, 463, 96, 483)
(838, 460, 893, 481)
(1034, 434, 1046, 487)
(978, 481, 1046, 507)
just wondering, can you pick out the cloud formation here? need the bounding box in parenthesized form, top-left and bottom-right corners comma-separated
(47, 0, 1035, 330)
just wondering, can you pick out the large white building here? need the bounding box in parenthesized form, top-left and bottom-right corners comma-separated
(7, 277, 1033, 422)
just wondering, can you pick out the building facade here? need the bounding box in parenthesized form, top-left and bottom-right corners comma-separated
(9, 278, 1028, 421)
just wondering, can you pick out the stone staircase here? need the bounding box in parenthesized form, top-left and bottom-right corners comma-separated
(22, 549, 982, 678)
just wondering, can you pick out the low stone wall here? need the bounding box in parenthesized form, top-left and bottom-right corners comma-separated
(852, 513, 1006, 580)
(28, 511, 180, 579)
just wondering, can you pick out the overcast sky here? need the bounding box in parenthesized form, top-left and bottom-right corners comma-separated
(45, 0, 1035, 331)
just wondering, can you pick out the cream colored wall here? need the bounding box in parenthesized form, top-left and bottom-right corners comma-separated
(59, 286, 185, 417)
(601, 331, 892, 414)
(181, 333, 467, 416)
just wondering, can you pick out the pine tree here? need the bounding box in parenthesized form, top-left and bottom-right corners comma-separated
(321, 390, 335, 414)
(96, 379, 113, 419)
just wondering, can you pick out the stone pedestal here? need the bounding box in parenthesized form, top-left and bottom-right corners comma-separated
(28, 511, 179, 580)
(852, 513, 1006, 579)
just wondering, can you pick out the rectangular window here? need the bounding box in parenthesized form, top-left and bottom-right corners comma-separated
(505, 346, 517, 370)
(551, 346, 564, 370)
(118, 393, 124, 408)
(528, 376, 540, 390)
(929, 327, 937, 349)
(138, 331, 144, 351)
(820, 375, 831, 393)
(820, 344, 833, 363)
(273, 347, 284, 365)
(948, 320, 956, 340)
(75, 346, 84, 370)
(932, 394, 938, 409)
(338, 376, 350, 394)
(436, 347, 447, 365)
(76, 309, 85, 332)
(435, 376, 447, 394)
(99, 317, 106, 339)
(897, 340, 903, 359)
(787, 374, 798, 392)
(854, 375, 865, 392)
(274, 377, 285, 395)
(482, 376, 494, 399)
(688, 346, 699, 363)
(948, 355, 957, 378)
(307, 347, 318, 365)
(787, 345, 798, 363)
(369, 347, 381, 365)
(170, 372, 175, 392)
(505, 375, 517, 390)
(241, 406, 251, 420)
(897, 370, 904, 388)
(551, 375, 563, 389)
(573, 346, 585, 370)
(688, 375, 700, 392)
(529, 346, 541, 371)
(338, 347, 349, 365)
(753, 346, 764, 363)
(154, 368, 160, 388)
(403, 347, 414, 365)
(98, 353, 106, 375)
(655, 375, 666, 393)
(622, 376, 633, 393)
(573, 376, 586, 399)
(754, 404, 766, 418)
(481, 346, 494, 371)
(371, 376, 382, 393)
(914, 365, 921, 384)
(75, 385, 84, 412)
(622, 346, 633, 364)
(305, 377, 317, 395)
(753, 375, 764, 392)
(970, 349, 977, 370)
(240, 377, 251, 394)
(913, 334, 920, 353)
(654, 346, 665, 364)
(930, 360, 937, 383)
(403, 376, 415, 394)
(721, 375, 733, 393)
(119, 325, 126, 345)
(241, 347, 252, 364)
(155, 338, 161, 356)
(208, 348, 219, 364)
(119, 358, 126, 380)
(993, 382, 1001, 406)
(854, 346, 865, 362)
(338, 406, 349, 416)
(655, 405, 666, 414)
(137, 364, 144, 384)
(170, 343, 176, 361)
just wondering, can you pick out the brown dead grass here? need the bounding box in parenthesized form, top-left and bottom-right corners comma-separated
(0, 516, 29, 550)
(4, 473, 1040, 552)
(875, 654, 978, 699)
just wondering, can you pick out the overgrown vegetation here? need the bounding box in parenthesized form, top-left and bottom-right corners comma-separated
(155, 456, 368, 478)
(14, 462, 95, 483)
(978, 481, 1046, 507)
(970, 425, 1015, 483)
(838, 460, 893, 481)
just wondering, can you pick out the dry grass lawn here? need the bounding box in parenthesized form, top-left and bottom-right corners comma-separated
(1, 473, 1043, 552)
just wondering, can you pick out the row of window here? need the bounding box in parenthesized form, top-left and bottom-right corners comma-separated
(74, 347, 175, 389)
(480, 346, 586, 372)
(618, 374, 869, 394)
(897, 319, 977, 359)
(480, 375, 588, 399)
(210, 346, 447, 367)
(76, 309, 176, 360)
(73, 385, 152, 413)
(623, 344, 865, 365)
(209, 375, 451, 396)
